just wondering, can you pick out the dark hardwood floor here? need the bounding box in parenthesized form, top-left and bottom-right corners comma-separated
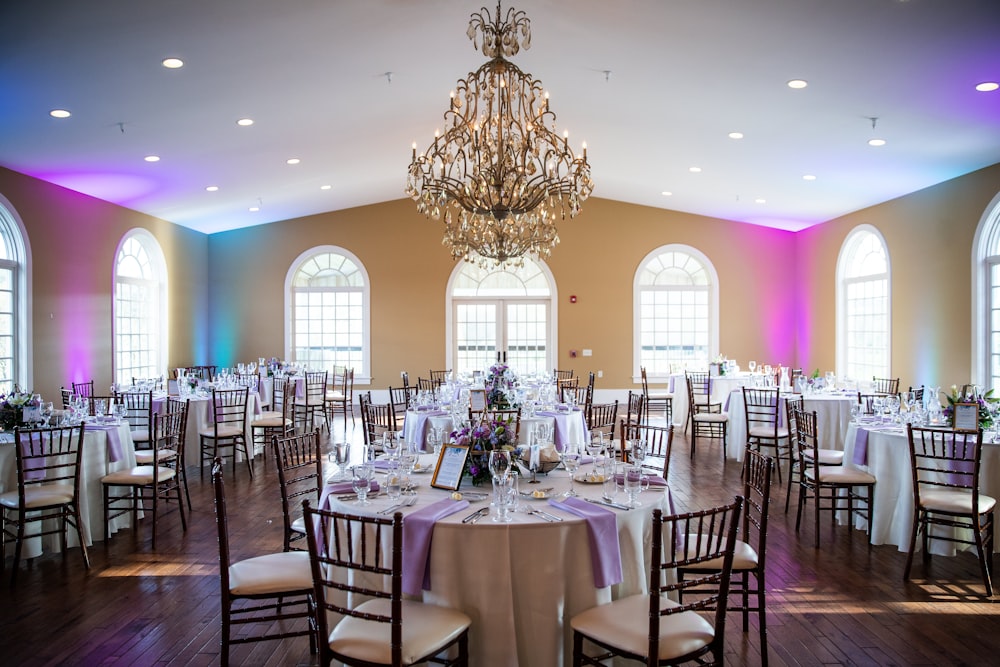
(2, 416, 999, 666)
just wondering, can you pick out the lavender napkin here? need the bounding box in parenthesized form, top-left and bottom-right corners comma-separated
(614, 473, 668, 487)
(319, 480, 380, 510)
(548, 496, 623, 588)
(852, 428, 870, 466)
(402, 498, 470, 596)
(85, 422, 124, 462)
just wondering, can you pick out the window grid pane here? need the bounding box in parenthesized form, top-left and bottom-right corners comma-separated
(506, 303, 547, 377)
(0, 265, 13, 395)
(292, 289, 363, 370)
(455, 303, 497, 375)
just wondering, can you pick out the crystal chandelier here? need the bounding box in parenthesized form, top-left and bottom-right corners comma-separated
(406, 2, 594, 267)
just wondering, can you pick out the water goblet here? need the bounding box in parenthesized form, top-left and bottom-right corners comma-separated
(491, 475, 515, 523)
(624, 465, 644, 508)
(331, 441, 351, 480)
(748, 360, 757, 374)
(630, 439, 650, 490)
(382, 432, 400, 461)
(352, 463, 374, 506)
(41, 401, 54, 427)
(489, 448, 512, 482)
(850, 402, 861, 425)
(385, 461, 403, 503)
(586, 432, 605, 474)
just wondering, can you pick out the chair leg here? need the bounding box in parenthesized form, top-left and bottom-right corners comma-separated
(10, 513, 25, 587)
(973, 513, 993, 596)
(814, 483, 821, 548)
(756, 570, 769, 667)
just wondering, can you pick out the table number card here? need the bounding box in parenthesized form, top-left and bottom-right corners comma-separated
(431, 444, 471, 491)
(953, 402, 979, 433)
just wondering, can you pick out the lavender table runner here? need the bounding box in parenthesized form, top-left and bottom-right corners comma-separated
(852, 428, 871, 465)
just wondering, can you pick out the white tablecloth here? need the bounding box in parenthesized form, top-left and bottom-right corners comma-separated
(0, 422, 137, 558)
(726, 390, 856, 461)
(325, 458, 671, 667)
(841, 423, 1000, 555)
(669, 372, 755, 428)
(403, 409, 589, 451)
(154, 391, 261, 466)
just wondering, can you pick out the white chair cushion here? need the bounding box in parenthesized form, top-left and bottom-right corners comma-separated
(748, 426, 789, 439)
(199, 424, 244, 438)
(921, 489, 997, 515)
(693, 412, 728, 423)
(229, 551, 313, 596)
(804, 449, 845, 465)
(329, 598, 471, 665)
(290, 516, 306, 534)
(684, 536, 759, 571)
(131, 429, 150, 443)
(571, 593, 714, 662)
(0, 483, 75, 509)
(647, 391, 673, 400)
(325, 391, 345, 401)
(251, 416, 292, 428)
(256, 410, 282, 420)
(134, 448, 178, 464)
(806, 467, 876, 485)
(101, 465, 176, 486)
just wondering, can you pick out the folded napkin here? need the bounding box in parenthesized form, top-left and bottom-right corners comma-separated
(319, 480, 380, 510)
(402, 498, 470, 596)
(852, 428, 870, 466)
(614, 473, 668, 487)
(548, 496, 623, 588)
(371, 460, 394, 472)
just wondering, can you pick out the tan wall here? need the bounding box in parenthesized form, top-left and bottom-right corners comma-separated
(796, 162, 1000, 388)
(0, 167, 208, 401)
(208, 197, 798, 390)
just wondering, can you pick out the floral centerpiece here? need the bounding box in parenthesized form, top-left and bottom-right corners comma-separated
(943, 385, 998, 430)
(0, 389, 38, 431)
(485, 362, 517, 409)
(449, 415, 516, 485)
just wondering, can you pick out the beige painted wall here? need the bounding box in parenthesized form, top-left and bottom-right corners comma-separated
(2, 160, 998, 402)
(0, 167, 208, 401)
(208, 196, 799, 391)
(796, 162, 1000, 388)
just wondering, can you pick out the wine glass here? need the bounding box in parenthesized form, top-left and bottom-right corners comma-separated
(41, 401, 54, 427)
(560, 444, 582, 497)
(630, 438, 650, 489)
(489, 448, 512, 482)
(382, 432, 400, 461)
(351, 463, 374, 506)
(330, 441, 351, 481)
(748, 360, 757, 374)
(586, 432, 605, 474)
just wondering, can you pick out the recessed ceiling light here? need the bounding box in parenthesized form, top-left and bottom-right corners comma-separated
(787, 79, 808, 89)
(755, 198, 766, 204)
(803, 174, 817, 181)
(320, 185, 332, 190)
(49, 109, 71, 119)
(975, 82, 999, 92)
(688, 166, 702, 173)
(236, 118, 254, 126)
(249, 206, 260, 212)
(728, 132, 744, 140)
(161, 57, 184, 69)
(660, 191, 673, 196)
(205, 185, 219, 192)
(144, 155, 160, 162)
(286, 158, 301, 165)
(868, 138, 886, 147)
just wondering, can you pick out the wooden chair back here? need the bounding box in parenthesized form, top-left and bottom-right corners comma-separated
(743, 387, 782, 438)
(588, 401, 619, 441)
(272, 429, 323, 552)
(873, 377, 900, 395)
(71, 380, 94, 398)
(620, 422, 674, 478)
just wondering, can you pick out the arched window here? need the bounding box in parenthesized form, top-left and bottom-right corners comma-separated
(972, 192, 1000, 390)
(0, 194, 30, 394)
(286, 247, 370, 382)
(447, 257, 556, 377)
(113, 229, 167, 385)
(836, 225, 890, 381)
(634, 245, 719, 378)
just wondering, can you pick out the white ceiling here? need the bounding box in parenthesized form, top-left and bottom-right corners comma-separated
(1, 0, 999, 235)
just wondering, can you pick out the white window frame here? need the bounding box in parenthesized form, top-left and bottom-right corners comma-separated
(835, 224, 891, 382)
(972, 191, 1000, 390)
(633, 244, 719, 383)
(112, 229, 168, 385)
(0, 193, 31, 394)
(284, 245, 371, 384)
(445, 257, 558, 375)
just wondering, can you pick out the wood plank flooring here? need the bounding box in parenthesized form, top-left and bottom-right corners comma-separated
(2, 417, 1000, 666)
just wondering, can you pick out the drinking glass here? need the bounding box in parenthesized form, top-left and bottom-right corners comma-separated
(491, 475, 514, 523)
(586, 432, 605, 475)
(748, 360, 757, 374)
(330, 442, 351, 480)
(382, 432, 400, 461)
(560, 444, 582, 497)
(352, 463, 374, 506)
(41, 402, 54, 427)
(93, 398, 107, 419)
(602, 460, 618, 502)
(385, 463, 403, 503)
(624, 465, 643, 508)
(400, 446, 418, 477)
(850, 402, 861, 425)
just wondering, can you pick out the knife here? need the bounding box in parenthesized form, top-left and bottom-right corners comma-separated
(531, 509, 563, 522)
(462, 507, 488, 524)
(585, 498, 631, 511)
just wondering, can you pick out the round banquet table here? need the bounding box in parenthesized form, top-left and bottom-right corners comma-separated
(841, 422, 1000, 555)
(725, 389, 856, 462)
(153, 390, 261, 465)
(0, 421, 137, 559)
(323, 456, 672, 667)
(403, 408, 589, 452)
(669, 372, 755, 428)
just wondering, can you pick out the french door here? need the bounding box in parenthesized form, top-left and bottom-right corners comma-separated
(453, 299, 550, 376)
